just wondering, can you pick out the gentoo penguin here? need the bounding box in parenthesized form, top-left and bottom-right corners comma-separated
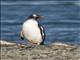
(20, 13, 45, 45)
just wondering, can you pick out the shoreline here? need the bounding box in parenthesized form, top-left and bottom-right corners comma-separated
(0, 40, 80, 60)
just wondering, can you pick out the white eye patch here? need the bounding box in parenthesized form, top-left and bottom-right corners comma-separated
(33, 14, 37, 17)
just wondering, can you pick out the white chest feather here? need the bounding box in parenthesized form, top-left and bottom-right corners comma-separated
(22, 19, 42, 43)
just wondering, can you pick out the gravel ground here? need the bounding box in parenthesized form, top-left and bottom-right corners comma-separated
(0, 42, 80, 60)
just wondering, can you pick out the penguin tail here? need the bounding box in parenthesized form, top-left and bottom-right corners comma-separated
(20, 31, 24, 40)
(20, 37, 24, 40)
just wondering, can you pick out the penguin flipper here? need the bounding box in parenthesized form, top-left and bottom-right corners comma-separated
(20, 31, 24, 40)
(38, 24, 46, 45)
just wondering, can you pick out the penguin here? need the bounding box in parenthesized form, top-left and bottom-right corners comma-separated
(20, 13, 45, 45)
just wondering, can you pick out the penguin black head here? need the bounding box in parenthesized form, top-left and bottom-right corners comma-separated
(27, 13, 44, 20)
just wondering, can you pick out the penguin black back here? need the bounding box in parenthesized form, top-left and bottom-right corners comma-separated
(38, 23, 46, 45)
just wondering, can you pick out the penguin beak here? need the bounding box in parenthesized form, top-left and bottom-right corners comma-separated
(38, 16, 44, 19)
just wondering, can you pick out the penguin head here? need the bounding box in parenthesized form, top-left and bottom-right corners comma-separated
(27, 13, 44, 20)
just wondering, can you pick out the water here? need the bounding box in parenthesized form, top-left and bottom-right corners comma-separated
(1, 0, 80, 45)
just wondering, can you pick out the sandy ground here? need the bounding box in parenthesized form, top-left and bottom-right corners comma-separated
(0, 41, 80, 60)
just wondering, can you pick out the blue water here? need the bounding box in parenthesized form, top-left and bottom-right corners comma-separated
(1, 0, 80, 45)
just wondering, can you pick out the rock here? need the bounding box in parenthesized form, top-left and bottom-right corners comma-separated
(51, 42, 70, 46)
(0, 41, 80, 60)
(0, 40, 16, 46)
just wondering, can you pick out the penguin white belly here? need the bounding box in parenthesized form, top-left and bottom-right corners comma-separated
(23, 20, 42, 43)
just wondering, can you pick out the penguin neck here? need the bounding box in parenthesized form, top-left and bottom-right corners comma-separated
(25, 18, 39, 25)
(27, 18, 38, 23)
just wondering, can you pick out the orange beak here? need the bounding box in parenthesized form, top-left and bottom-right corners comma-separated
(39, 16, 44, 19)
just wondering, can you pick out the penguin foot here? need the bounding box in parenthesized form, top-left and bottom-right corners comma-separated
(17, 43, 25, 48)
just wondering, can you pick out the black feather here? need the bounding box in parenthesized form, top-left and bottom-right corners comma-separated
(38, 23, 46, 45)
(20, 37, 24, 40)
